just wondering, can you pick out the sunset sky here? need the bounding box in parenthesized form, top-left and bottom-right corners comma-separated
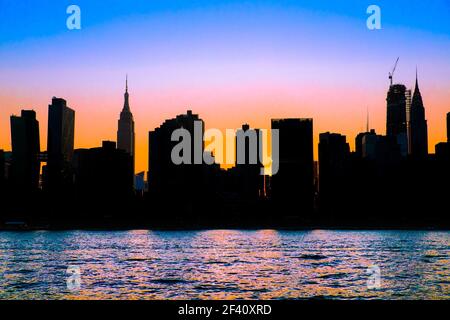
(1, 0, 449, 173)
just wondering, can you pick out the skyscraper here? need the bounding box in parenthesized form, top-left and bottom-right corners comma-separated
(73, 141, 134, 215)
(117, 76, 135, 175)
(10, 110, 40, 192)
(270, 118, 314, 216)
(0, 150, 6, 208)
(148, 110, 207, 215)
(356, 129, 378, 160)
(149, 110, 204, 185)
(406, 88, 412, 154)
(437, 112, 450, 161)
(408, 71, 428, 158)
(318, 132, 350, 216)
(447, 112, 449, 142)
(45, 97, 75, 191)
(386, 84, 408, 156)
(235, 124, 264, 200)
(0, 150, 5, 191)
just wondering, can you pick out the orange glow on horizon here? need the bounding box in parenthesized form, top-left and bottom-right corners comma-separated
(1, 82, 448, 176)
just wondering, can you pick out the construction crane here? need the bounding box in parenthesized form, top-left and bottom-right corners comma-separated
(388, 57, 399, 86)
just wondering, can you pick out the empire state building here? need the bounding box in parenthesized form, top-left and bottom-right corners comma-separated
(117, 76, 135, 173)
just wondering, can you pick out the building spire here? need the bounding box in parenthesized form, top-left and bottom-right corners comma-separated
(409, 65, 428, 158)
(366, 106, 370, 132)
(415, 67, 420, 92)
(123, 74, 130, 112)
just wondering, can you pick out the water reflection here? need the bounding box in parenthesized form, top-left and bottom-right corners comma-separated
(0, 230, 448, 299)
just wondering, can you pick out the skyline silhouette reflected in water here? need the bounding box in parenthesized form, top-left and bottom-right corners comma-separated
(0, 230, 448, 300)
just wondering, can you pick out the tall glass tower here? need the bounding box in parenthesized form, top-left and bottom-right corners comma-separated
(386, 84, 408, 157)
(46, 97, 75, 191)
(10, 110, 40, 192)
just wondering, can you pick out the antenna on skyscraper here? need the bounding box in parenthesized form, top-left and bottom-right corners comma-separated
(388, 57, 399, 86)
(366, 107, 370, 132)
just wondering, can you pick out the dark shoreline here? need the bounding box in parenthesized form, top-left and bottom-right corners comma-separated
(1, 223, 449, 232)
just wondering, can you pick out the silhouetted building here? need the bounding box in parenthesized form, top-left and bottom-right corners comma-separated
(0, 150, 5, 190)
(10, 110, 40, 193)
(435, 143, 449, 161)
(408, 72, 428, 158)
(319, 132, 350, 217)
(346, 133, 405, 224)
(406, 88, 412, 153)
(313, 160, 319, 208)
(357, 129, 401, 163)
(3, 151, 12, 182)
(386, 84, 408, 156)
(437, 112, 450, 160)
(447, 112, 450, 142)
(117, 76, 135, 178)
(73, 141, 133, 216)
(271, 118, 314, 217)
(376, 135, 403, 164)
(356, 129, 378, 159)
(0, 150, 6, 214)
(235, 124, 264, 201)
(135, 172, 145, 195)
(355, 132, 365, 158)
(435, 111, 450, 161)
(148, 110, 213, 216)
(361, 130, 379, 160)
(149, 110, 204, 187)
(45, 97, 75, 192)
(435, 112, 450, 160)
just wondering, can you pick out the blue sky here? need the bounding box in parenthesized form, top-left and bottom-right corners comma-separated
(1, 0, 449, 46)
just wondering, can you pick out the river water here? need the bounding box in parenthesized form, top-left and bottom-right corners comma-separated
(0, 230, 448, 299)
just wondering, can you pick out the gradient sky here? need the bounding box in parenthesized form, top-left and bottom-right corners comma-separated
(1, 0, 450, 173)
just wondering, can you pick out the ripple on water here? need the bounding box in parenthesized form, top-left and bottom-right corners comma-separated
(317, 273, 349, 280)
(123, 258, 155, 262)
(293, 254, 328, 260)
(193, 284, 240, 292)
(150, 278, 192, 284)
(16, 269, 35, 274)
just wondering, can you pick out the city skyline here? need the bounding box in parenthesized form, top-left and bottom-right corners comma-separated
(0, 69, 447, 174)
(1, 1, 450, 173)
(2, 100, 449, 228)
